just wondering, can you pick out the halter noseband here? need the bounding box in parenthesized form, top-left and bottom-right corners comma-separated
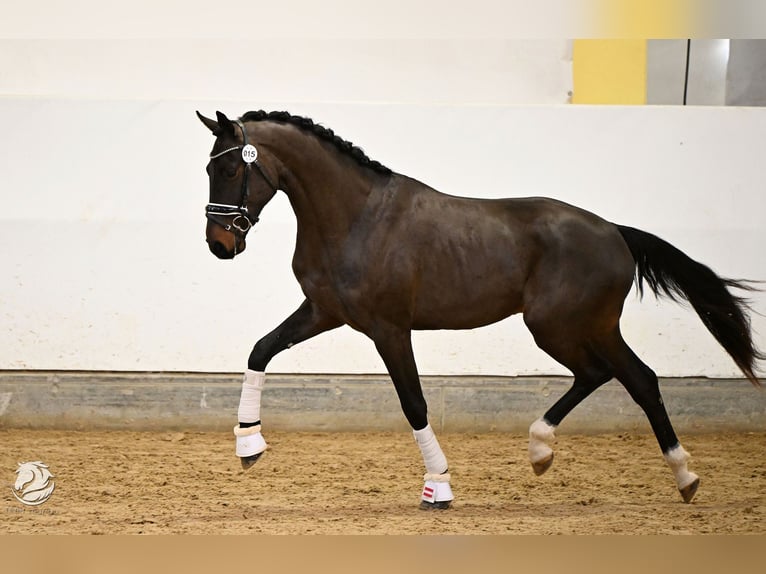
(205, 119, 278, 234)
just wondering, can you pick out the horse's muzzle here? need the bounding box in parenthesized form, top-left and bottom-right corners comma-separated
(209, 239, 237, 259)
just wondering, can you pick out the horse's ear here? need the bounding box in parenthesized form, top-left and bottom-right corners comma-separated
(197, 111, 236, 136)
(197, 111, 220, 134)
(215, 111, 236, 136)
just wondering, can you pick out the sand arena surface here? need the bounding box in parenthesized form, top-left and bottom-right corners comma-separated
(2, 429, 764, 534)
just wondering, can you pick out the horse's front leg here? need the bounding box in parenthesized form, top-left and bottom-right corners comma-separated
(372, 325, 454, 510)
(236, 298, 342, 469)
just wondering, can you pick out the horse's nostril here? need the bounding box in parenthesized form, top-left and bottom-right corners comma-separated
(210, 241, 234, 260)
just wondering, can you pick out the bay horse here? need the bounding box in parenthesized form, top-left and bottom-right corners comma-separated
(197, 110, 763, 508)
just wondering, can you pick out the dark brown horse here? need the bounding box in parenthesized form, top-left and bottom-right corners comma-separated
(198, 110, 763, 508)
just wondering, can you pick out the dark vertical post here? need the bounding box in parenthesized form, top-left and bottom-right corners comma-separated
(683, 39, 691, 105)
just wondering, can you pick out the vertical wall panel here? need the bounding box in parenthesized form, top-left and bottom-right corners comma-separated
(726, 39, 766, 106)
(572, 39, 646, 104)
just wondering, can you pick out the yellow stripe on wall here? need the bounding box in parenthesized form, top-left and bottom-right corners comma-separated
(572, 39, 647, 104)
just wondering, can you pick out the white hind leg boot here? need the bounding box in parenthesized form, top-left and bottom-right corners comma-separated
(234, 369, 268, 457)
(529, 418, 556, 475)
(413, 424, 453, 504)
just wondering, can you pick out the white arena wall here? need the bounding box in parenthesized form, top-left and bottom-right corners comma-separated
(1, 99, 763, 377)
(0, 39, 764, 378)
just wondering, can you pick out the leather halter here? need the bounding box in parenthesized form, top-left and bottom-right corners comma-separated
(205, 119, 278, 234)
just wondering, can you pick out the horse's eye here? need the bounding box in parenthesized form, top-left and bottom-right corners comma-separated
(219, 165, 238, 179)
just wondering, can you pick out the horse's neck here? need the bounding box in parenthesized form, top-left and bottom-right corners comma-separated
(275, 138, 380, 247)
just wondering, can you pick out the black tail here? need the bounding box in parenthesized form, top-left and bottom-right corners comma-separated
(617, 225, 764, 387)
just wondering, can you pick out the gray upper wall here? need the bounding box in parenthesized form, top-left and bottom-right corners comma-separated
(648, 39, 766, 106)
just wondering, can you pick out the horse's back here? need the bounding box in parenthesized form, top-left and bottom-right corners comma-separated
(378, 182, 635, 330)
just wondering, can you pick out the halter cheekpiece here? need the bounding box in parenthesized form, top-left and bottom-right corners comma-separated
(205, 119, 278, 234)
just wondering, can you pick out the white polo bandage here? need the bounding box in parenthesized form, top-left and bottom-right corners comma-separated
(413, 424, 448, 475)
(664, 444, 699, 490)
(529, 418, 556, 463)
(233, 424, 268, 457)
(237, 369, 265, 423)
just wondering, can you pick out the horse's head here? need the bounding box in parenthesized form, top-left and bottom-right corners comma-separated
(197, 111, 279, 259)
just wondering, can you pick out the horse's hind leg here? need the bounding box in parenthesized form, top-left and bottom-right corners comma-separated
(524, 327, 615, 475)
(529, 368, 614, 475)
(527, 327, 700, 502)
(607, 338, 700, 503)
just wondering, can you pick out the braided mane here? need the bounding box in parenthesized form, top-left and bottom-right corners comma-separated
(240, 110, 392, 175)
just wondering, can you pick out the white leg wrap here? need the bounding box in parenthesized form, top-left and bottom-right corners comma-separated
(529, 418, 556, 464)
(237, 369, 265, 423)
(234, 370, 267, 458)
(233, 424, 268, 457)
(664, 444, 699, 490)
(413, 425, 453, 503)
(413, 424, 449, 475)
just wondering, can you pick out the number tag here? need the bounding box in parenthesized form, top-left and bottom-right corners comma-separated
(241, 144, 258, 164)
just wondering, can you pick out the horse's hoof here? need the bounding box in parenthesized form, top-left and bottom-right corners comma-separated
(679, 477, 700, 503)
(419, 499, 452, 511)
(531, 453, 554, 476)
(240, 452, 264, 470)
